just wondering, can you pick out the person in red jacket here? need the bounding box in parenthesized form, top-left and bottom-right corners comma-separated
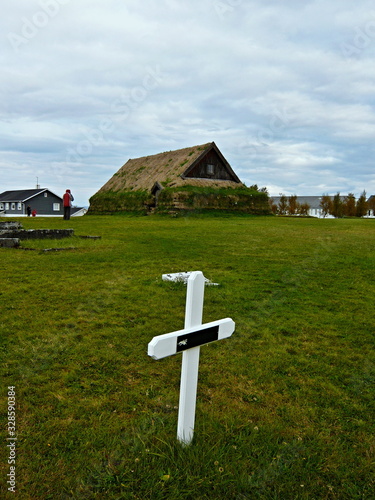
(63, 189, 74, 220)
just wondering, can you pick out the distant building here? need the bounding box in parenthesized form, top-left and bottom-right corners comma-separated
(270, 195, 347, 218)
(367, 195, 375, 217)
(0, 189, 86, 217)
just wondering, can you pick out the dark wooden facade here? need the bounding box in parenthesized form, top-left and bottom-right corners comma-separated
(183, 150, 237, 181)
(182, 144, 241, 183)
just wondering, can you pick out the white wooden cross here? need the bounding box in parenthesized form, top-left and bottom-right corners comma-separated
(148, 271, 235, 445)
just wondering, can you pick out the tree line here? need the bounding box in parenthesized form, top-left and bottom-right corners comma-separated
(270, 192, 375, 217)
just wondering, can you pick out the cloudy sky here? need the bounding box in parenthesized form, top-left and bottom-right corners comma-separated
(1, 0, 375, 206)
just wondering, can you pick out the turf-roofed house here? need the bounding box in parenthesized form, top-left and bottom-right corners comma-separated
(89, 142, 270, 214)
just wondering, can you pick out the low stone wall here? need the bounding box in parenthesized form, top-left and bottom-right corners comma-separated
(0, 238, 20, 248)
(0, 229, 74, 239)
(0, 221, 22, 230)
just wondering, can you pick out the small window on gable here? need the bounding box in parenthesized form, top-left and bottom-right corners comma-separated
(44, 192, 48, 197)
(206, 164, 215, 176)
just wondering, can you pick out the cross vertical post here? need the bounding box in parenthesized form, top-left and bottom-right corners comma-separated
(177, 271, 205, 445)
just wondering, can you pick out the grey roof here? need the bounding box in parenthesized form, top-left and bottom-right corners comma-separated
(0, 189, 49, 202)
(71, 207, 87, 216)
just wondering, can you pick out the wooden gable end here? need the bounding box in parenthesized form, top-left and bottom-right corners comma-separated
(181, 144, 241, 183)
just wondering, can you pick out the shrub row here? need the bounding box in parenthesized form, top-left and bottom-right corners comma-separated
(88, 187, 271, 215)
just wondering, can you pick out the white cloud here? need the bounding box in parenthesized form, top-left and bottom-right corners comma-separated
(1, 0, 374, 205)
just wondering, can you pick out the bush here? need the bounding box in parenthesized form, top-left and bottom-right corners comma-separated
(157, 186, 270, 214)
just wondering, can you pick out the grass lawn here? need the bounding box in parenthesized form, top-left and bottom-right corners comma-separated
(1, 214, 374, 499)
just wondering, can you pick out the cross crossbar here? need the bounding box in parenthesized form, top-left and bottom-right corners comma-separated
(148, 318, 235, 360)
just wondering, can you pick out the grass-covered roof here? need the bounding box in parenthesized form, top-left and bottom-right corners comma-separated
(96, 142, 244, 193)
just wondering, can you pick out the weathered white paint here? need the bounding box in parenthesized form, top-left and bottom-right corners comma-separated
(176, 271, 204, 444)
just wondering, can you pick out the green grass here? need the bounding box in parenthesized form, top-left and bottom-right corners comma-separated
(1, 215, 374, 499)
